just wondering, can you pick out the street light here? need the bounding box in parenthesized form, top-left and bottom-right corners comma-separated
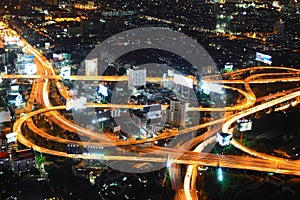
(217, 167, 223, 182)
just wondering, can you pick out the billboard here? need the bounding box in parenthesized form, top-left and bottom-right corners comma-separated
(224, 63, 233, 70)
(237, 119, 253, 132)
(53, 53, 70, 62)
(85, 59, 98, 76)
(113, 126, 121, 132)
(10, 85, 19, 92)
(173, 73, 193, 89)
(4, 36, 19, 44)
(6, 132, 17, 143)
(255, 52, 272, 65)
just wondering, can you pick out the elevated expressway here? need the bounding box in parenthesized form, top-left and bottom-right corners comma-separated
(13, 60, 300, 200)
(4, 28, 300, 199)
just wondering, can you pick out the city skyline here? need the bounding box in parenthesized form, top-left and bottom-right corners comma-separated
(0, 1, 300, 200)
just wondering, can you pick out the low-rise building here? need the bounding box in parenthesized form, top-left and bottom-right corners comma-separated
(0, 152, 10, 172)
(12, 149, 35, 174)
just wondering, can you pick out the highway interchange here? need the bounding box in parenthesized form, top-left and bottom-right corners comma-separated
(2, 26, 300, 200)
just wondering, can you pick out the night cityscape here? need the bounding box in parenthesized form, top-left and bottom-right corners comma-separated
(0, 0, 300, 200)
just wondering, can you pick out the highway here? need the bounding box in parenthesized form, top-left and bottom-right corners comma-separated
(2, 22, 300, 200)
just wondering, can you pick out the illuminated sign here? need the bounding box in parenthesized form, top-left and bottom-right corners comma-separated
(10, 85, 19, 92)
(113, 126, 121, 132)
(256, 52, 272, 65)
(17, 54, 34, 62)
(53, 53, 70, 62)
(6, 132, 17, 143)
(224, 63, 233, 70)
(4, 36, 19, 44)
(237, 119, 253, 132)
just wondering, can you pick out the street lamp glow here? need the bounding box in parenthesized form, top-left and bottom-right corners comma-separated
(217, 167, 223, 182)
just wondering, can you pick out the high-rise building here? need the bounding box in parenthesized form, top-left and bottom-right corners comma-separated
(274, 19, 285, 35)
(166, 100, 188, 127)
(128, 66, 146, 88)
(163, 72, 175, 89)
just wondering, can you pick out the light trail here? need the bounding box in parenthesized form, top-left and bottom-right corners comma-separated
(4, 24, 300, 200)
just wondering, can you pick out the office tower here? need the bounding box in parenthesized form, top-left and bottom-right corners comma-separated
(166, 100, 188, 127)
(128, 66, 146, 88)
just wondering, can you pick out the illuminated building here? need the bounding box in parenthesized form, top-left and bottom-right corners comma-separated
(14, 54, 37, 75)
(166, 100, 188, 127)
(128, 66, 146, 88)
(131, 105, 162, 129)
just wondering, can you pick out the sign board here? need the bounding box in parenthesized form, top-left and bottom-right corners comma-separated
(237, 119, 253, 132)
(6, 132, 17, 143)
(256, 52, 272, 65)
